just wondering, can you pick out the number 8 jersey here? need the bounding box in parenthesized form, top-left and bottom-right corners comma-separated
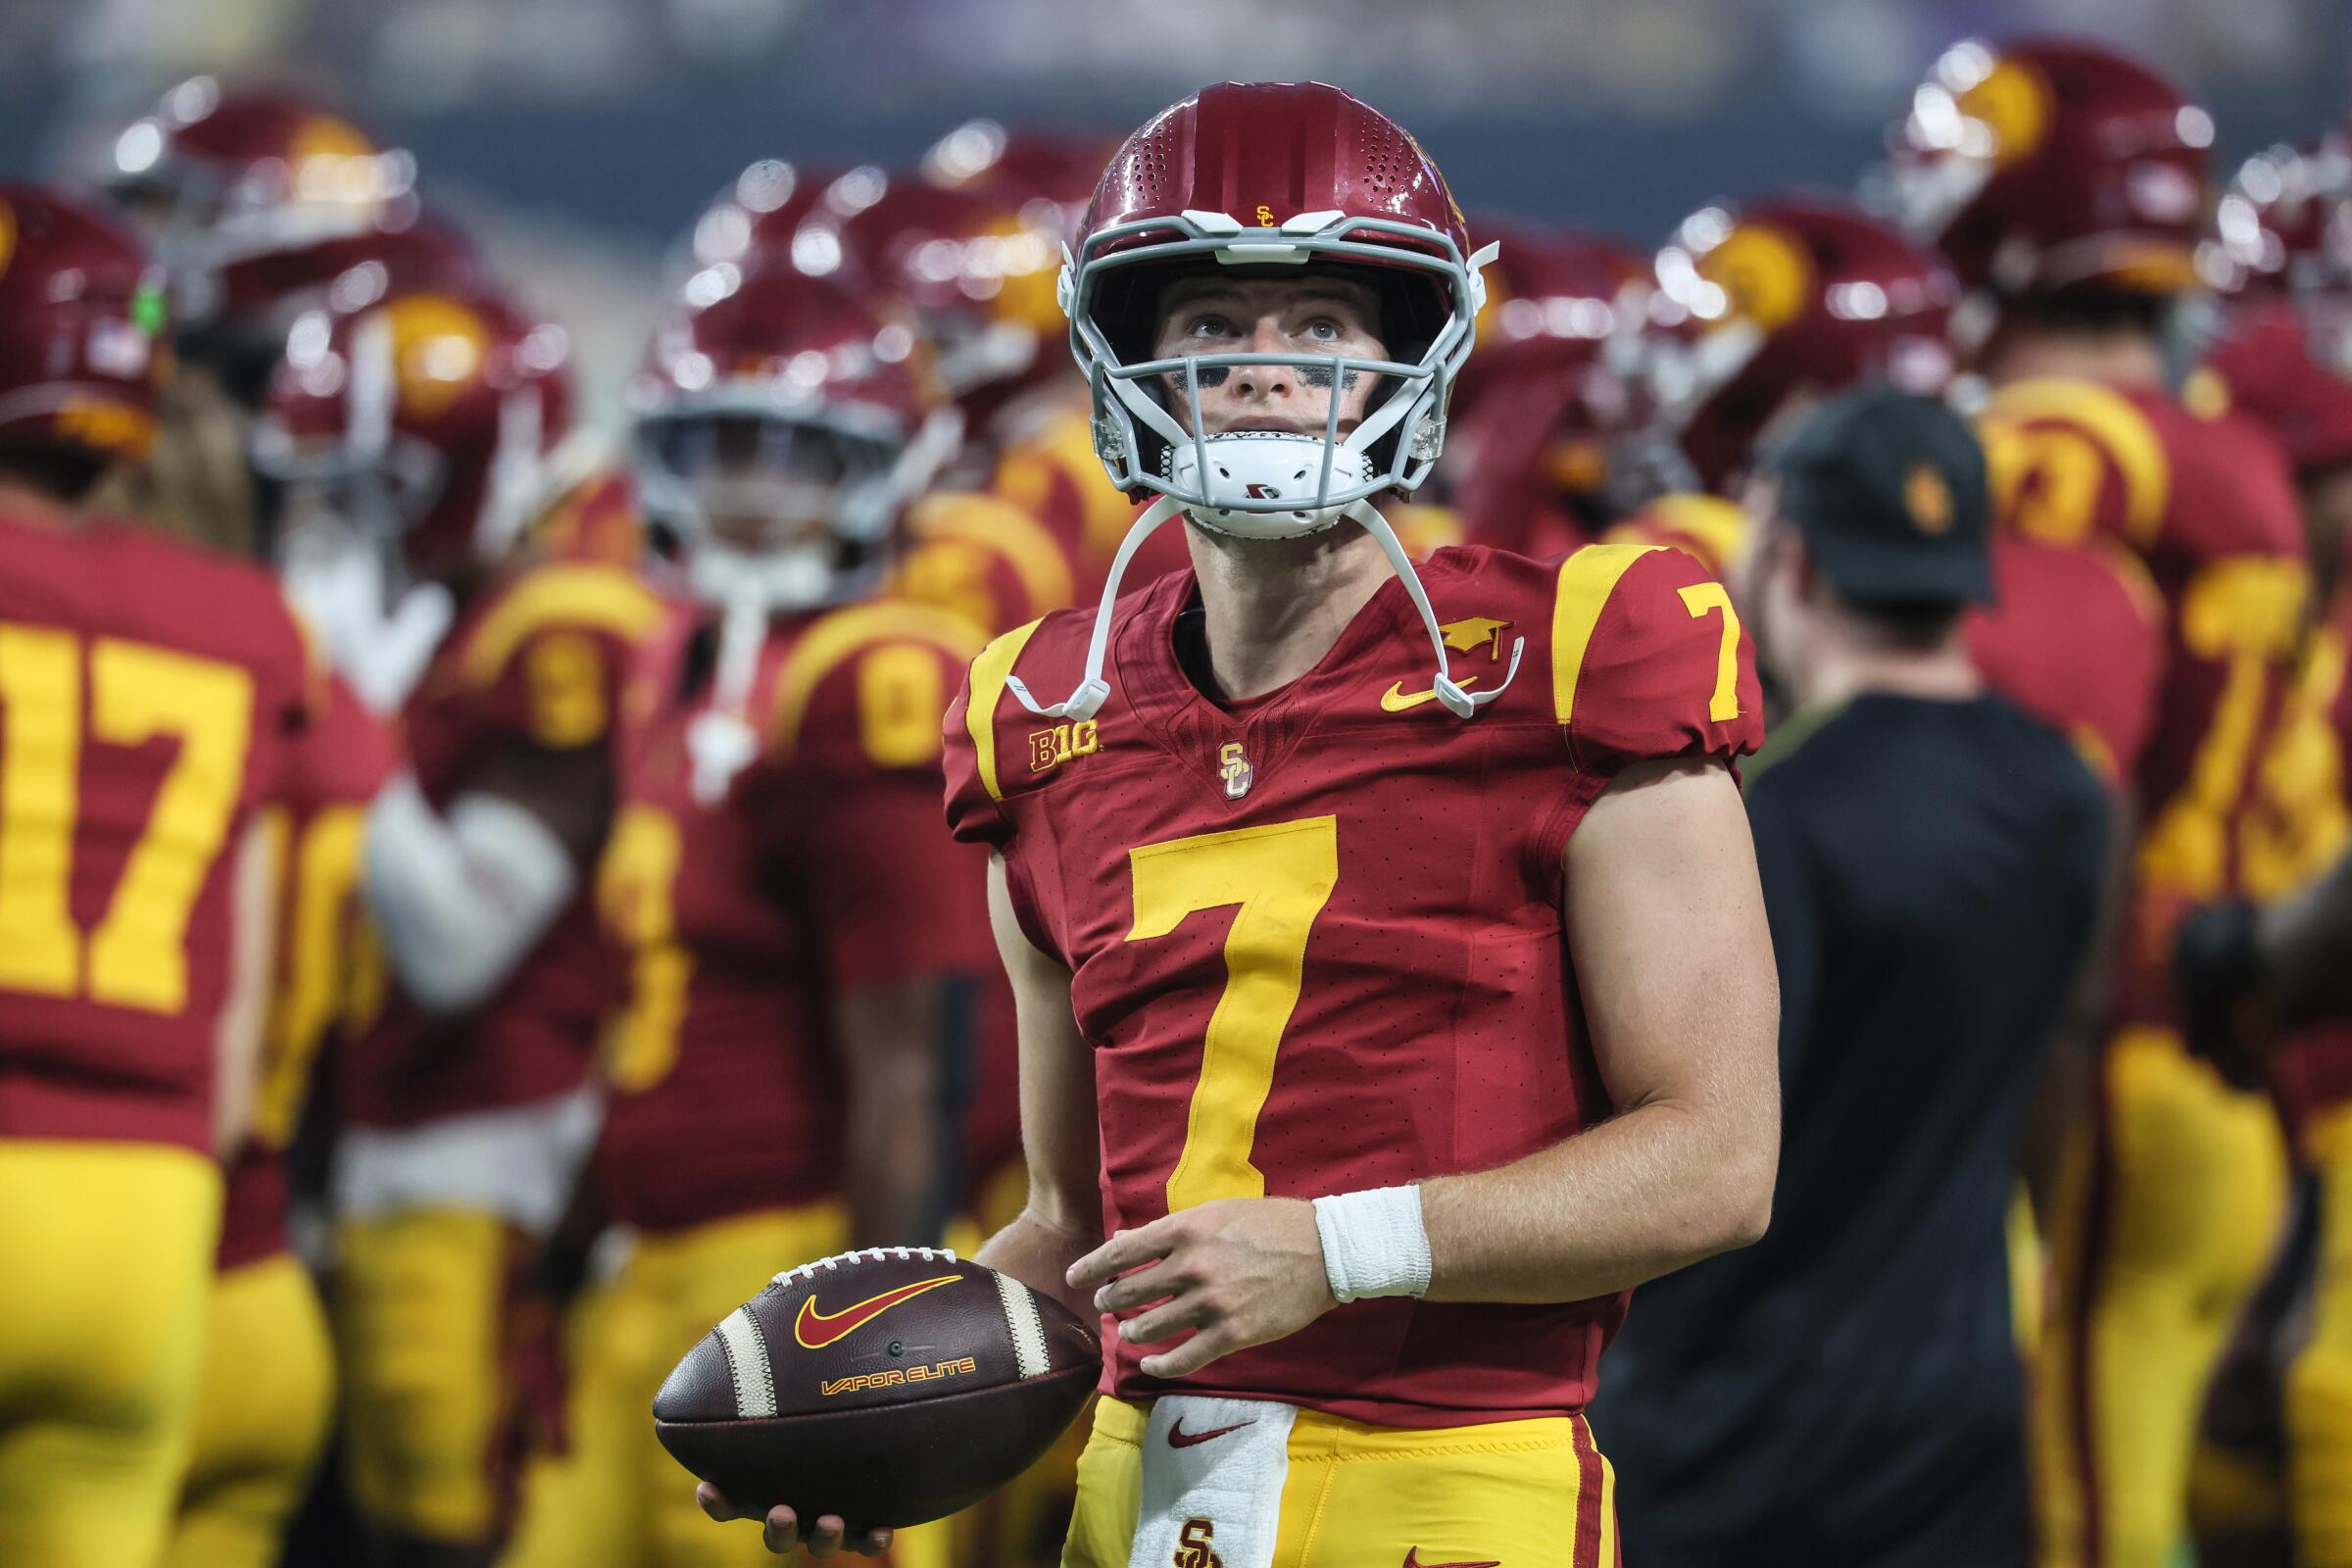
(944, 541, 1764, 1425)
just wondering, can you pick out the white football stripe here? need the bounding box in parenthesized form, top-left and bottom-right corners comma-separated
(995, 1271, 1050, 1380)
(717, 1307, 777, 1418)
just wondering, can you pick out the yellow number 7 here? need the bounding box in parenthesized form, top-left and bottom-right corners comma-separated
(1127, 815, 1339, 1211)
(1678, 581, 1742, 722)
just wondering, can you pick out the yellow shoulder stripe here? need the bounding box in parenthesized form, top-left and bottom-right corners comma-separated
(907, 491, 1076, 621)
(461, 564, 664, 689)
(769, 602, 987, 757)
(1552, 543, 1661, 727)
(963, 617, 1047, 802)
(1982, 378, 2171, 549)
(997, 411, 1134, 562)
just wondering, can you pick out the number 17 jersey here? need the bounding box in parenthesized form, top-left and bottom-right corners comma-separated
(943, 541, 1764, 1427)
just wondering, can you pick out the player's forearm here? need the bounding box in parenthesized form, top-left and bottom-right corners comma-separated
(835, 978, 952, 1248)
(1418, 1093, 1776, 1304)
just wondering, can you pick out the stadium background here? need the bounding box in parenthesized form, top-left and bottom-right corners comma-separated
(4, 0, 2345, 425)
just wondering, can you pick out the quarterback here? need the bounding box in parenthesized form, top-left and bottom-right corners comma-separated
(710, 80, 1781, 1563)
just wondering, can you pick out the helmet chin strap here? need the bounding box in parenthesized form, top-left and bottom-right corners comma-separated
(1003, 493, 1521, 724)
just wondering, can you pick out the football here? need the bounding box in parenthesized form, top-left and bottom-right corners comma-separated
(653, 1247, 1099, 1529)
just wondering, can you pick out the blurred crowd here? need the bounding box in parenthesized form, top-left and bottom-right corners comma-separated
(4, 15, 2352, 1568)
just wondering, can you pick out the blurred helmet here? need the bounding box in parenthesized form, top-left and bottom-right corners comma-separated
(1644, 194, 1957, 490)
(673, 157, 845, 286)
(800, 172, 1069, 426)
(1445, 221, 1679, 541)
(0, 184, 170, 485)
(104, 78, 417, 330)
(251, 282, 572, 578)
(921, 121, 1114, 211)
(1886, 37, 2213, 305)
(2199, 132, 2352, 381)
(1024, 79, 1501, 727)
(627, 263, 956, 615)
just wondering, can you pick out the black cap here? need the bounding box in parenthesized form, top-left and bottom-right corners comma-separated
(1765, 387, 1991, 610)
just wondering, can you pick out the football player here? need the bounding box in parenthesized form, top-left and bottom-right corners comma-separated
(251, 276, 658, 1567)
(2176, 125, 2352, 1568)
(0, 184, 317, 1567)
(164, 663, 394, 1568)
(1889, 37, 2311, 1568)
(1438, 220, 1671, 558)
(501, 263, 997, 1568)
(1630, 193, 2166, 781)
(707, 79, 1782, 1564)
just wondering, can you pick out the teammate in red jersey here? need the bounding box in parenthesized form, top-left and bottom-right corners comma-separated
(1889, 38, 2310, 1568)
(252, 275, 660, 1567)
(0, 184, 318, 1568)
(502, 263, 1000, 1568)
(705, 80, 1780, 1566)
(166, 668, 395, 1568)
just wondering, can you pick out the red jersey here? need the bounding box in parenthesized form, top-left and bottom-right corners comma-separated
(340, 559, 665, 1129)
(0, 512, 317, 1152)
(595, 599, 1001, 1234)
(221, 672, 397, 1268)
(1976, 377, 2308, 1024)
(944, 541, 1765, 1425)
(1965, 538, 2167, 788)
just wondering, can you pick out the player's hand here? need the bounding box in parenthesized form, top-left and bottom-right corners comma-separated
(1069, 1197, 1337, 1379)
(695, 1485, 895, 1557)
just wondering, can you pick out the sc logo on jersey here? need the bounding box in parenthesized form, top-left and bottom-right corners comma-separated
(1174, 1518, 1222, 1568)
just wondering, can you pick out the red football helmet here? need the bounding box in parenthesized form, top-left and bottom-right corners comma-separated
(1643, 194, 1958, 490)
(798, 172, 1069, 429)
(1887, 37, 2213, 304)
(0, 184, 169, 485)
(251, 282, 573, 579)
(923, 122, 1110, 204)
(105, 78, 417, 325)
(1444, 221, 1674, 547)
(628, 262, 956, 614)
(1028, 79, 1499, 727)
(675, 158, 849, 285)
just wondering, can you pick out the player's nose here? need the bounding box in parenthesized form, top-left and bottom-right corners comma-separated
(1228, 318, 1297, 398)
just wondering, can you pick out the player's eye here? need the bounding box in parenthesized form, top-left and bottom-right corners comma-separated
(1301, 318, 1343, 341)
(1186, 314, 1234, 340)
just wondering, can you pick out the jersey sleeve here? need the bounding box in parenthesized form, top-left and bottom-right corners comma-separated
(454, 563, 667, 752)
(1548, 542, 1766, 773)
(761, 603, 996, 992)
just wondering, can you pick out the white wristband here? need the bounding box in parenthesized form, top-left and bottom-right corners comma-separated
(1312, 1185, 1433, 1303)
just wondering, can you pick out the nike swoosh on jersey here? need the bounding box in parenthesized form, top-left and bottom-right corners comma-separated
(1379, 675, 1480, 712)
(792, 1275, 963, 1349)
(1166, 1418, 1257, 1449)
(1401, 1549, 1501, 1568)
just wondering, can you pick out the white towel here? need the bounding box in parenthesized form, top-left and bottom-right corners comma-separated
(1126, 1396, 1298, 1568)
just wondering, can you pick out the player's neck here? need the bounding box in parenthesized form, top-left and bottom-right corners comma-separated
(1185, 520, 1394, 704)
(0, 477, 78, 529)
(1977, 325, 2166, 390)
(1792, 635, 1982, 711)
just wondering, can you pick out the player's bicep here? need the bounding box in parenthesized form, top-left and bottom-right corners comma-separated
(989, 854, 1098, 1232)
(1563, 757, 1779, 1133)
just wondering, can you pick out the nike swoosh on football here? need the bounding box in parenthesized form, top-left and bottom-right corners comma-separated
(1401, 1549, 1501, 1568)
(1380, 674, 1480, 712)
(1166, 1418, 1257, 1449)
(792, 1274, 962, 1349)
